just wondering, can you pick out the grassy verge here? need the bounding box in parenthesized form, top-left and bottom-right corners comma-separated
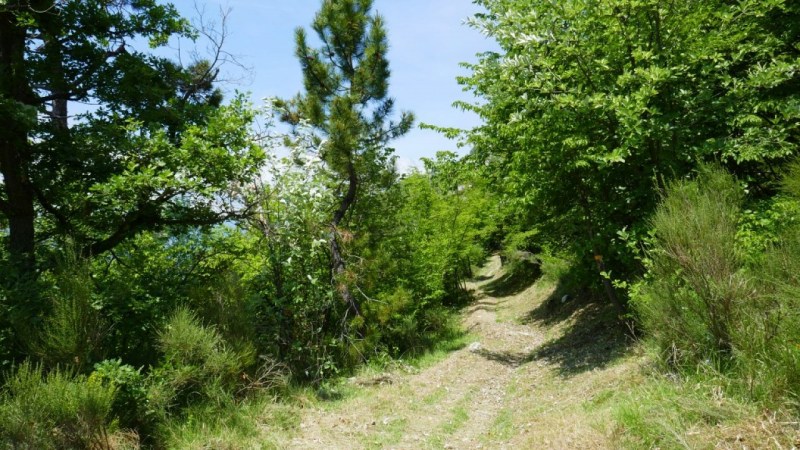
(161, 396, 300, 449)
(610, 369, 799, 449)
(162, 329, 473, 448)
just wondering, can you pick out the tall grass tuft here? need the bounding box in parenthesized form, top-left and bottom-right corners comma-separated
(35, 253, 107, 372)
(632, 166, 750, 369)
(0, 361, 117, 449)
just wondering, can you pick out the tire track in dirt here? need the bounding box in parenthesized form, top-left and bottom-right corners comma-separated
(285, 255, 636, 449)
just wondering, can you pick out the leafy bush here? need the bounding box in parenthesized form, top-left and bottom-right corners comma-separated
(538, 250, 588, 293)
(91, 359, 153, 441)
(0, 361, 116, 449)
(633, 164, 800, 405)
(187, 269, 260, 352)
(93, 231, 238, 369)
(357, 287, 460, 360)
(731, 164, 800, 404)
(735, 235, 800, 404)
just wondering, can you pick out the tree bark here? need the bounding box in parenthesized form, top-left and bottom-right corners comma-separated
(330, 157, 362, 319)
(0, 11, 37, 271)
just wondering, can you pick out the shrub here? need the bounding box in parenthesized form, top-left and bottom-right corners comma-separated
(359, 286, 459, 359)
(632, 167, 751, 369)
(153, 308, 256, 410)
(0, 361, 116, 449)
(731, 164, 800, 404)
(748, 234, 800, 403)
(35, 256, 107, 372)
(632, 163, 800, 406)
(187, 270, 260, 352)
(91, 359, 154, 440)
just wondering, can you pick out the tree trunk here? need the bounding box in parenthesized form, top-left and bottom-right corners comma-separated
(0, 146, 36, 266)
(330, 158, 362, 319)
(0, 11, 37, 271)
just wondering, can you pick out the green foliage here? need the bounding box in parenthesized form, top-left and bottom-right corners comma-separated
(732, 164, 800, 405)
(736, 197, 799, 263)
(35, 254, 107, 373)
(243, 142, 345, 381)
(0, 362, 116, 450)
(0, 0, 266, 363)
(278, 0, 414, 337)
(735, 247, 800, 405)
(346, 153, 499, 355)
(239, 132, 494, 378)
(161, 396, 299, 449)
(91, 359, 152, 439)
(75, 95, 264, 250)
(459, 0, 800, 300)
(633, 164, 800, 406)
(632, 167, 749, 367)
(153, 307, 255, 409)
(285, 0, 414, 156)
(93, 228, 258, 368)
(538, 251, 591, 297)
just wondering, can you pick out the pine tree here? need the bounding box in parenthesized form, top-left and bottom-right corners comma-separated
(280, 0, 413, 321)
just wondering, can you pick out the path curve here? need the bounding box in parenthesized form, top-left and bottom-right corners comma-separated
(285, 255, 637, 449)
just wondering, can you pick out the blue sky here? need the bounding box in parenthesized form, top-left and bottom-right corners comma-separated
(167, 0, 493, 170)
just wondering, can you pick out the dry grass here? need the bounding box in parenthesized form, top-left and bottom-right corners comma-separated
(260, 256, 641, 449)
(177, 254, 799, 449)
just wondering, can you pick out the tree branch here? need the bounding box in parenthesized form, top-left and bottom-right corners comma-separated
(32, 185, 73, 232)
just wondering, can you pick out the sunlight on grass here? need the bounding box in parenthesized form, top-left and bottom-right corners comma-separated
(425, 389, 474, 448)
(164, 397, 300, 449)
(610, 373, 799, 449)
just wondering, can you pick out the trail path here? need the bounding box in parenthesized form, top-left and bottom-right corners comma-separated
(284, 256, 640, 449)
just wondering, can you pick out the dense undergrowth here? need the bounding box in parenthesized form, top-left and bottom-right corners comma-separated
(611, 165, 800, 446)
(0, 150, 496, 448)
(1, 0, 799, 447)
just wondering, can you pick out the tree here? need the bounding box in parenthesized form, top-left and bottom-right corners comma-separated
(0, 0, 264, 348)
(458, 0, 800, 306)
(278, 0, 413, 322)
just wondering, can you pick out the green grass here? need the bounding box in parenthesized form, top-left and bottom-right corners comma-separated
(483, 378, 519, 443)
(361, 417, 410, 449)
(162, 325, 476, 447)
(425, 389, 474, 448)
(422, 386, 447, 406)
(608, 372, 800, 449)
(162, 396, 300, 449)
(407, 331, 473, 370)
(486, 408, 515, 441)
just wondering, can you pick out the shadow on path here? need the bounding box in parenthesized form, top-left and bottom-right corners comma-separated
(480, 263, 542, 298)
(530, 302, 631, 377)
(475, 291, 631, 378)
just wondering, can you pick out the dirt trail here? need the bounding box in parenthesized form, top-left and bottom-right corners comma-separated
(284, 256, 640, 449)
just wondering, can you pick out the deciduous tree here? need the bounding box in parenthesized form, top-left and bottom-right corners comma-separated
(0, 0, 263, 348)
(459, 0, 800, 305)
